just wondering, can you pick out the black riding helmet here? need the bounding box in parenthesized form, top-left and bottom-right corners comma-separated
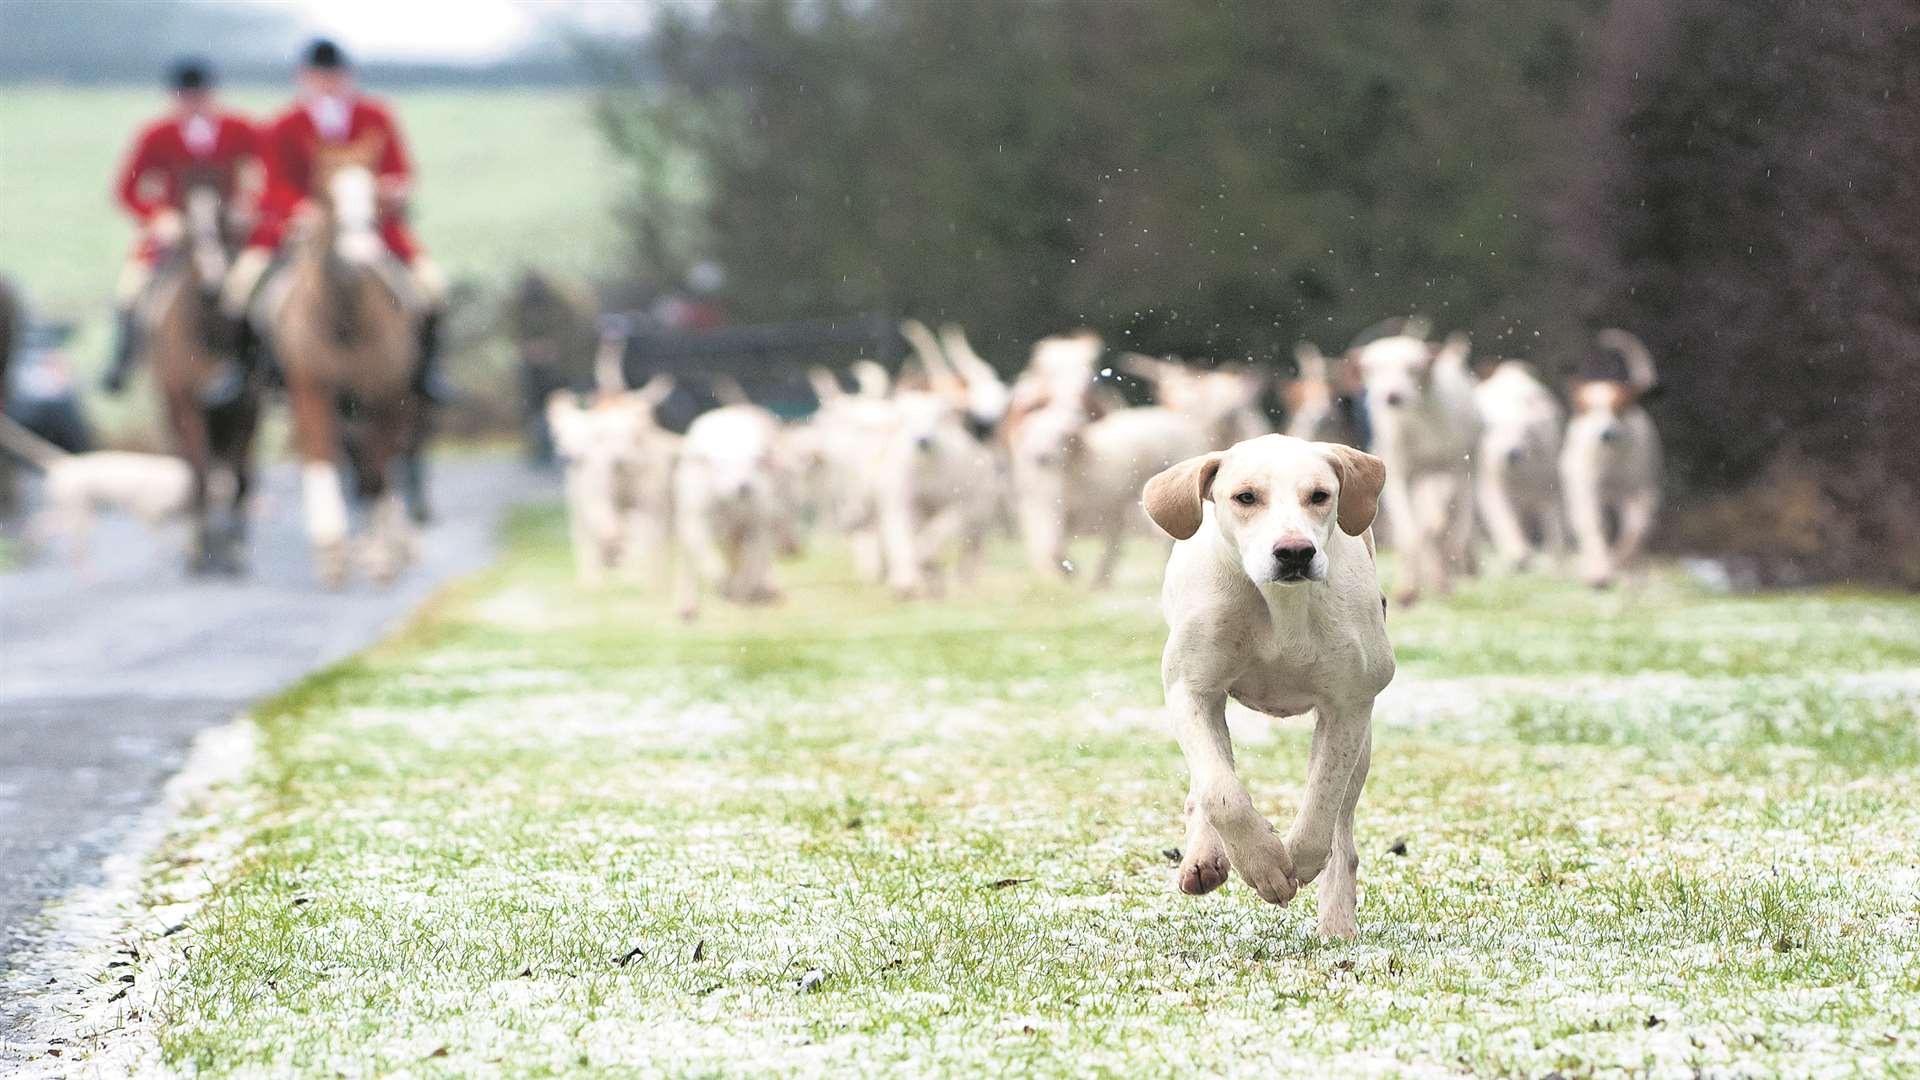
(170, 58, 213, 91)
(304, 38, 350, 70)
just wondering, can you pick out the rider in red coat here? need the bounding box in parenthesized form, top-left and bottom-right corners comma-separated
(103, 59, 263, 394)
(213, 39, 449, 407)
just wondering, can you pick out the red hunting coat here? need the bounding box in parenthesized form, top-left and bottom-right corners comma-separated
(250, 96, 422, 261)
(114, 111, 261, 261)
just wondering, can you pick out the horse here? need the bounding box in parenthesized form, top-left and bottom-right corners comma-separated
(263, 135, 422, 588)
(145, 180, 260, 574)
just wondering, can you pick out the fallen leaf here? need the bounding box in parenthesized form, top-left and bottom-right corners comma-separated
(689, 939, 705, 962)
(1161, 848, 1182, 863)
(614, 946, 645, 967)
(1387, 838, 1409, 857)
(987, 878, 1033, 890)
(514, 964, 532, 979)
(428, 1046, 448, 1058)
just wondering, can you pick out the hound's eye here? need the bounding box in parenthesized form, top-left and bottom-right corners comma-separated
(1308, 490, 1331, 505)
(1232, 491, 1258, 506)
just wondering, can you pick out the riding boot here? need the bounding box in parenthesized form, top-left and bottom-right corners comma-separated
(101, 308, 140, 395)
(412, 309, 454, 404)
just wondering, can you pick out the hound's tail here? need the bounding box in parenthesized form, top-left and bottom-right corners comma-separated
(0, 413, 68, 471)
(899, 319, 959, 387)
(807, 366, 844, 404)
(709, 373, 751, 406)
(1292, 342, 1328, 383)
(1596, 328, 1657, 392)
(593, 326, 629, 395)
(851, 359, 892, 399)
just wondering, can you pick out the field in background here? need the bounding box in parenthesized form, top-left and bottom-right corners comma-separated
(0, 85, 627, 442)
(72, 517, 1920, 1076)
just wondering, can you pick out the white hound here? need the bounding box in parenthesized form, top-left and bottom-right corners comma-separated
(873, 390, 999, 597)
(0, 414, 194, 572)
(1473, 361, 1565, 571)
(1143, 434, 1392, 938)
(1120, 354, 1269, 449)
(1561, 329, 1663, 587)
(672, 404, 788, 618)
(547, 377, 677, 586)
(1010, 401, 1207, 586)
(1353, 328, 1480, 603)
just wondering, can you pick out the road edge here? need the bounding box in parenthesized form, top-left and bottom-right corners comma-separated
(0, 717, 259, 1077)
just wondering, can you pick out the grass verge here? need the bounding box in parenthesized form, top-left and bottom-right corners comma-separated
(123, 511, 1920, 1075)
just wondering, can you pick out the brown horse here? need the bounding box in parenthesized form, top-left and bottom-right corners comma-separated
(146, 182, 260, 573)
(265, 136, 421, 587)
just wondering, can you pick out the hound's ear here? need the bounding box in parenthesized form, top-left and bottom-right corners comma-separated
(1142, 452, 1223, 541)
(1321, 444, 1385, 536)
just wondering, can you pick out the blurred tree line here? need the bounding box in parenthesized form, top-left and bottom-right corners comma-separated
(600, 0, 1920, 584)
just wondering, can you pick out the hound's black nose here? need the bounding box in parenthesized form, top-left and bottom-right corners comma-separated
(1273, 541, 1317, 573)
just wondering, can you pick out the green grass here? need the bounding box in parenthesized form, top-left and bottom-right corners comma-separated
(0, 84, 623, 315)
(0, 85, 628, 443)
(122, 520, 1920, 1075)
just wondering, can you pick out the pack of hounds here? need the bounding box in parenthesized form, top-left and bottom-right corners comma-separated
(547, 316, 1663, 617)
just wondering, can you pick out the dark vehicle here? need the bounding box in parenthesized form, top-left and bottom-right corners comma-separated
(5, 321, 96, 454)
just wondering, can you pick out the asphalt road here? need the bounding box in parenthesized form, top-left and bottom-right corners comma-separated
(0, 456, 545, 968)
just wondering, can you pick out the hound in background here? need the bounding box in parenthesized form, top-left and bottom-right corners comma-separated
(1001, 328, 1116, 443)
(872, 390, 998, 597)
(1473, 360, 1565, 571)
(1353, 326, 1481, 604)
(1561, 329, 1663, 587)
(0, 415, 196, 571)
(1120, 354, 1269, 449)
(1142, 434, 1392, 939)
(805, 363, 899, 582)
(1010, 397, 1208, 587)
(546, 376, 676, 586)
(899, 319, 1012, 436)
(673, 403, 788, 618)
(1285, 342, 1368, 448)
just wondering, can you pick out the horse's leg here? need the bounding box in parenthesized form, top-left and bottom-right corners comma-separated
(287, 374, 351, 588)
(355, 400, 415, 584)
(208, 399, 260, 575)
(403, 400, 434, 526)
(167, 391, 216, 575)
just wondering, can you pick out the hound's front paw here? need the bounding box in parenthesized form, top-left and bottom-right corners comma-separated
(1227, 832, 1299, 906)
(1177, 834, 1230, 895)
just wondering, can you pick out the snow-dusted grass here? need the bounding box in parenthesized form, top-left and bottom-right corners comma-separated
(136, 511, 1920, 1075)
